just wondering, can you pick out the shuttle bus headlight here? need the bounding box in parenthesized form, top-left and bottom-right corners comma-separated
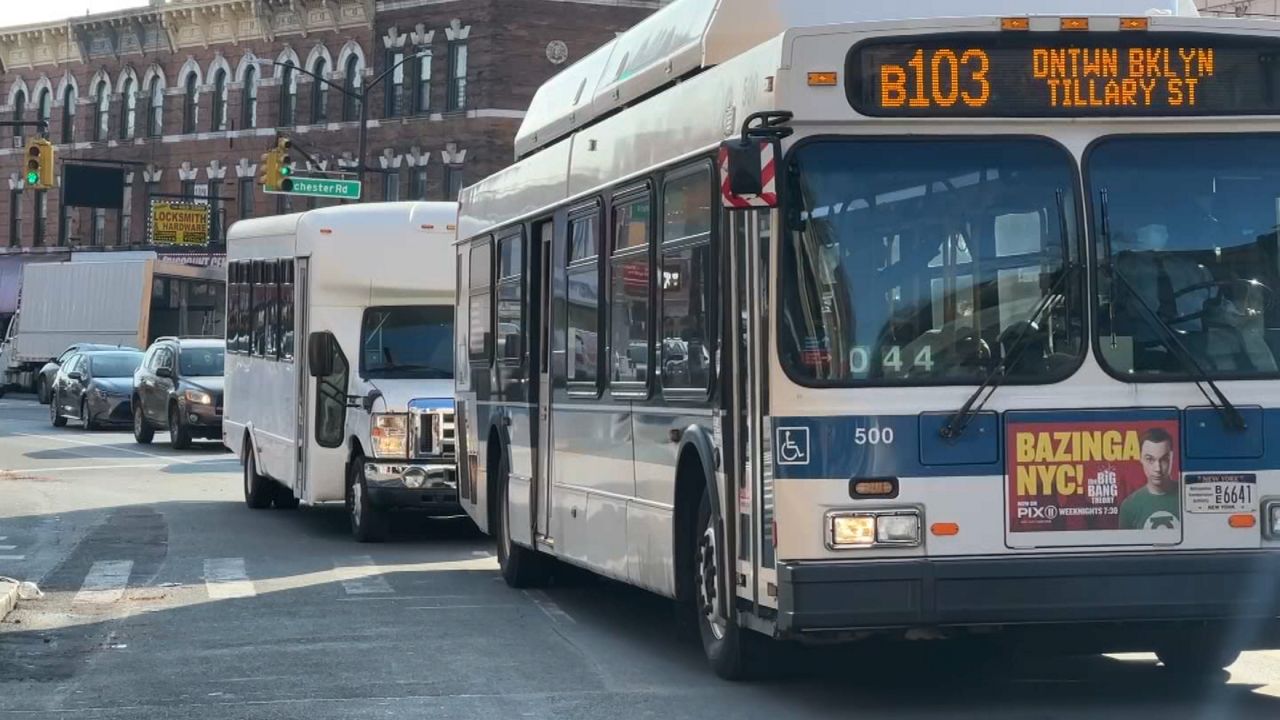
(826, 509, 921, 550)
(371, 413, 409, 458)
(1264, 499, 1280, 540)
(184, 389, 213, 405)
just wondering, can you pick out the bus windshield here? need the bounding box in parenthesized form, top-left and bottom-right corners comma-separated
(779, 138, 1084, 386)
(361, 305, 455, 380)
(1091, 135, 1280, 380)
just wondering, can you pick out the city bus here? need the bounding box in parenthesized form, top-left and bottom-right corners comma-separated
(454, 0, 1280, 678)
(225, 202, 459, 541)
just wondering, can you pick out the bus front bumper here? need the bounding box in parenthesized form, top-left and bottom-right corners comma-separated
(363, 461, 460, 512)
(777, 551, 1280, 636)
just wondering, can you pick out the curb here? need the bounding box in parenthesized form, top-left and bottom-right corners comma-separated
(0, 579, 17, 622)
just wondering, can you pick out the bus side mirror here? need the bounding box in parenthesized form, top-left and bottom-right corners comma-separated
(308, 332, 334, 377)
(718, 138, 779, 209)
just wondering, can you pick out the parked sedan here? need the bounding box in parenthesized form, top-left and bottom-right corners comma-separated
(50, 350, 145, 430)
(37, 343, 135, 404)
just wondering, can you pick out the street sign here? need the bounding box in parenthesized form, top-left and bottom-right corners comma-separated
(148, 200, 211, 246)
(265, 176, 362, 200)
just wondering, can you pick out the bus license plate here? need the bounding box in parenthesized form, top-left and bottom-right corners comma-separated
(1184, 474, 1257, 514)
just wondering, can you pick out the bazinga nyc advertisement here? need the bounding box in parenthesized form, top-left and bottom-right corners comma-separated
(1006, 416, 1182, 542)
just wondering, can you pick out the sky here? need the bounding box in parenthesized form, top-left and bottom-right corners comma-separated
(3, 0, 148, 27)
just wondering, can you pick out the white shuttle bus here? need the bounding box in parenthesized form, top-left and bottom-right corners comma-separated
(225, 202, 459, 542)
(456, 0, 1280, 679)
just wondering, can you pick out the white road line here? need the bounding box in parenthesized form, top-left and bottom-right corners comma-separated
(0, 555, 25, 561)
(523, 589, 576, 625)
(11, 431, 222, 465)
(204, 558, 256, 599)
(0, 462, 167, 474)
(74, 560, 133, 604)
(332, 556, 394, 595)
(0, 545, 15, 550)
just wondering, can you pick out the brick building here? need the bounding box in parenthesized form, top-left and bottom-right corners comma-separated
(0, 0, 660, 254)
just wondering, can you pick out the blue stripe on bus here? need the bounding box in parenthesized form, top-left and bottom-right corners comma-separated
(772, 407, 1279, 480)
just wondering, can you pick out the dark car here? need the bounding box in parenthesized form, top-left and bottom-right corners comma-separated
(37, 343, 136, 404)
(49, 350, 145, 429)
(132, 337, 225, 449)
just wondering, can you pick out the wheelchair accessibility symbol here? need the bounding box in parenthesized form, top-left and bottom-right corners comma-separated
(776, 427, 810, 466)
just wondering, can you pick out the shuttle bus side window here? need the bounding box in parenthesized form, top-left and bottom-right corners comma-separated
(496, 228, 524, 378)
(280, 260, 295, 361)
(609, 189, 653, 394)
(660, 163, 714, 398)
(566, 207, 601, 395)
(225, 263, 237, 353)
(251, 261, 265, 358)
(468, 240, 492, 362)
(234, 262, 246, 355)
(265, 261, 279, 359)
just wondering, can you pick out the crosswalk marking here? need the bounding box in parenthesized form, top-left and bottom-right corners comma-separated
(204, 558, 256, 599)
(0, 545, 16, 550)
(0, 555, 25, 561)
(333, 556, 394, 595)
(75, 560, 133, 604)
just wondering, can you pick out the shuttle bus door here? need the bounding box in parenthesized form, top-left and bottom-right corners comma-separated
(294, 257, 310, 500)
(534, 219, 555, 543)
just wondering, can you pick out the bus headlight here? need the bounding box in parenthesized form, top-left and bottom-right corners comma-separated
(1264, 500, 1280, 540)
(826, 509, 921, 549)
(371, 413, 409, 458)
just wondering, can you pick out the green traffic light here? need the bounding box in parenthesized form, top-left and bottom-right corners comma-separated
(280, 166, 292, 177)
(25, 171, 38, 185)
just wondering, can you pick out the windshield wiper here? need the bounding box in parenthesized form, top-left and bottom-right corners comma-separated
(1097, 190, 1246, 432)
(942, 189, 1076, 441)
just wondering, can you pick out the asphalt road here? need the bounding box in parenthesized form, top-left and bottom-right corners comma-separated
(2, 396, 1280, 719)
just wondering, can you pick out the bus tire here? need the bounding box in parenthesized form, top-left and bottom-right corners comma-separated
(132, 401, 154, 444)
(1157, 636, 1241, 675)
(495, 452, 550, 588)
(694, 489, 770, 681)
(347, 456, 389, 543)
(243, 444, 273, 510)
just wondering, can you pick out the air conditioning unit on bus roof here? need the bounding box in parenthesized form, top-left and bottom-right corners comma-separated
(513, 0, 1196, 159)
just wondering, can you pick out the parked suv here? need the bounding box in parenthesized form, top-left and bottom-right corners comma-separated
(133, 337, 225, 449)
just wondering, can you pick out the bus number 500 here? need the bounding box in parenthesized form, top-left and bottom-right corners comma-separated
(854, 427, 894, 445)
(879, 49, 991, 109)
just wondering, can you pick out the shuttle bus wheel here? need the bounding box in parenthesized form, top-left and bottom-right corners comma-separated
(347, 455, 389, 543)
(243, 445, 273, 510)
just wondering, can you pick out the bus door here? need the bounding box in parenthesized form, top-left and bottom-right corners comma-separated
(294, 257, 311, 499)
(533, 219, 555, 543)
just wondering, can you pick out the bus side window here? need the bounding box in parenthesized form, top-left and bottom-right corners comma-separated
(609, 190, 652, 393)
(496, 229, 525, 379)
(660, 163, 714, 397)
(566, 209, 601, 395)
(265, 261, 279, 359)
(251, 261, 265, 358)
(280, 260, 295, 361)
(468, 240, 492, 363)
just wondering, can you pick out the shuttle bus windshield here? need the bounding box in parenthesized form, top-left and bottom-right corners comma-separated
(360, 305, 455, 379)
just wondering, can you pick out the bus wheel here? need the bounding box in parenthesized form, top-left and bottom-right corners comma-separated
(694, 490, 769, 681)
(495, 452, 549, 588)
(347, 456, 389, 543)
(1157, 635, 1241, 676)
(243, 445, 273, 510)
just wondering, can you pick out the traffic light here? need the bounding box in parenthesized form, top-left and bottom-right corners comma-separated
(257, 138, 295, 193)
(277, 138, 294, 193)
(24, 138, 54, 190)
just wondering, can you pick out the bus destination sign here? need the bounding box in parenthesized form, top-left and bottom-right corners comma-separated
(848, 33, 1280, 117)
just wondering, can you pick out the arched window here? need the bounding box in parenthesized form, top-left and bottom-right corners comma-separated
(182, 73, 198, 133)
(94, 81, 110, 141)
(36, 88, 51, 128)
(61, 85, 76, 143)
(212, 69, 228, 131)
(311, 58, 328, 124)
(147, 78, 162, 137)
(12, 89, 25, 139)
(120, 78, 136, 139)
(242, 65, 258, 129)
(343, 55, 361, 121)
(280, 62, 297, 126)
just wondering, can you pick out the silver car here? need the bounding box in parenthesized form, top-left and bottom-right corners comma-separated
(36, 343, 136, 404)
